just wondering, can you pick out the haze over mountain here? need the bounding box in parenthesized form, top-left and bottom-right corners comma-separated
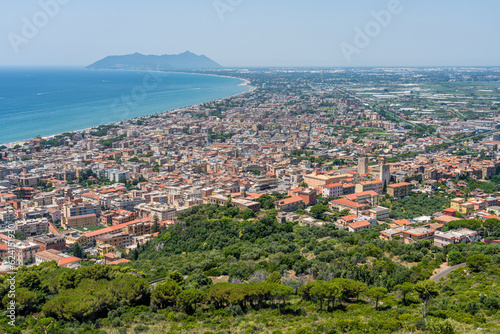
(87, 51, 222, 71)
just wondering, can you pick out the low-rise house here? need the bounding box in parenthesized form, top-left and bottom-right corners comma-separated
(379, 227, 406, 241)
(329, 198, 369, 216)
(433, 228, 480, 247)
(347, 220, 372, 232)
(401, 227, 436, 244)
(35, 249, 81, 267)
(368, 206, 390, 220)
(275, 196, 304, 212)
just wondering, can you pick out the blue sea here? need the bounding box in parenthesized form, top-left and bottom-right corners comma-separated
(0, 67, 249, 144)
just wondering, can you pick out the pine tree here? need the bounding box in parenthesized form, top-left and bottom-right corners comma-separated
(152, 215, 159, 233)
(72, 243, 84, 258)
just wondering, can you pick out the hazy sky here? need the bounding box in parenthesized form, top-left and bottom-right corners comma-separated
(1, 0, 499, 67)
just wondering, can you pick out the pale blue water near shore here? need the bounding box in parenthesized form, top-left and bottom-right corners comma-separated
(0, 67, 249, 144)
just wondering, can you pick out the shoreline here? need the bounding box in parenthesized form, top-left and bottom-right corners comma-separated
(1, 70, 254, 147)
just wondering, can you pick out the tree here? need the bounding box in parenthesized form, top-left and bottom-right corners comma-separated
(299, 182, 309, 188)
(177, 289, 204, 314)
(242, 208, 256, 220)
(152, 215, 160, 233)
(189, 269, 212, 288)
(258, 194, 275, 210)
(366, 287, 388, 310)
(271, 284, 293, 315)
(14, 231, 26, 241)
(447, 250, 465, 266)
(151, 280, 182, 310)
(310, 204, 328, 220)
(168, 270, 184, 285)
(2, 288, 37, 315)
(466, 254, 488, 272)
(415, 280, 439, 317)
(72, 243, 84, 259)
(265, 271, 281, 284)
(483, 218, 500, 236)
(310, 281, 328, 311)
(33, 316, 58, 334)
(395, 282, 414, 306)
(339, 209, 351, 216)
(324, 281, 343, 310)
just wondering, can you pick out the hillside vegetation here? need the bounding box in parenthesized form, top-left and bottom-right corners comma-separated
(1, 204, 499, 333)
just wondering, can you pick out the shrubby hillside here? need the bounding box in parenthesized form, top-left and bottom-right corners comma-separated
(1, 204, 499, 333)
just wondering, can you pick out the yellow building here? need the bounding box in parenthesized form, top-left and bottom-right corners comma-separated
(450, 198, 465, 211)
(61, 214, 97, 229)
(123, 222, 152, 236)
(64, 232, 88, 247)
(303, 171, 351, 188)
(459, 202, 474, 215)
(97, 243, 114, 257)
(95, 232, 132, 249)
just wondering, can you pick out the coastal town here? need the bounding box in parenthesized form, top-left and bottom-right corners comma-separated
(2, 0, 500, 330)
(1, 67, 499, 269)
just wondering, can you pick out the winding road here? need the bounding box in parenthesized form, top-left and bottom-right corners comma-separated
(431, 263, 466, 282)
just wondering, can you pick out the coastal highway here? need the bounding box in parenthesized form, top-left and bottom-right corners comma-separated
(431, 263, 466, 282)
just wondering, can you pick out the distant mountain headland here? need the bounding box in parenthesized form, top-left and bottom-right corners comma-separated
(87, 51, 222, 71)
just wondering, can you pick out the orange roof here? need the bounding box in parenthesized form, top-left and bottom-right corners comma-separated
(348, 220, 371, 229)
(393, 219, 412, 226)
(159, 220, 174, 226)
(58, 256, 81, 266)
(48, 221, 61, 235)
(107, 258, 131, 265)
(345, 191, 378, 201)
(85, 218, 149, 238)
(278, 196, 303, 205)
(323, 183, 343, 188)
(358, 180, 382, 186)
(332, 198, 367, 209)
(387, 182, 412, 188)
(246, 192, 266, 199)
(82, 192, 100, 200)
